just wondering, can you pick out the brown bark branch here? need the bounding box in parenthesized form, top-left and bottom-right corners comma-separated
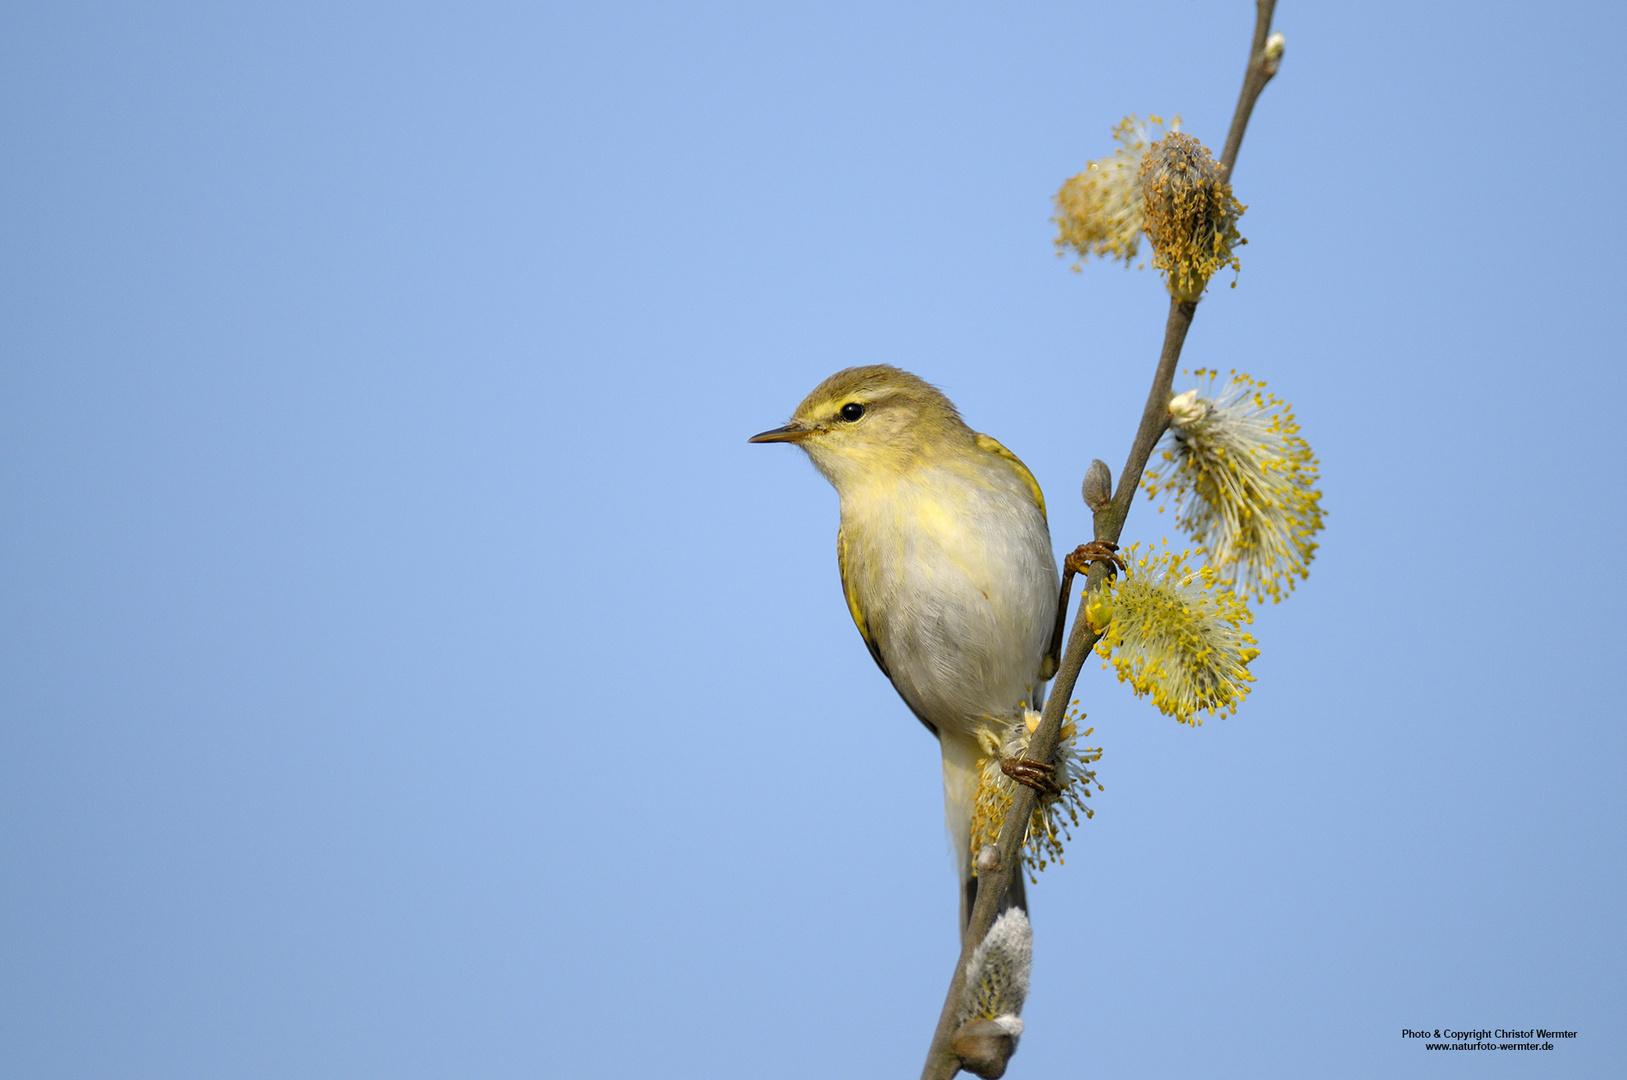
(1219, 0, 1280, 182)
(918, 3, 1278, 1076)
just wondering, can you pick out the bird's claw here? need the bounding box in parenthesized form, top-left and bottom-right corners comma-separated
(1001, 757, 1061, 798)
(1064, 540, 1125, 577)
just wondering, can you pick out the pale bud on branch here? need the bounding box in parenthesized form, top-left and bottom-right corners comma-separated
(1081, 458, 1113, 512)
(1262, 32, 1286, 78)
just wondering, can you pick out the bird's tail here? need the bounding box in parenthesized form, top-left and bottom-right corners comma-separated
(941, 729, 1027, 942)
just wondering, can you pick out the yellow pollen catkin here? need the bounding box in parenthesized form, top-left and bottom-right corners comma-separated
(1139, 132, 1246, 299)
(969, 710, 1103, 881)
(1094, 544, 1259, 725)
(1143, 369, 1324, 603)
(1053, 115, 1177, 269)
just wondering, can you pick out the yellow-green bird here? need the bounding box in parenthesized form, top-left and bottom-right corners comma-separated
(751, 365, 1065, 932)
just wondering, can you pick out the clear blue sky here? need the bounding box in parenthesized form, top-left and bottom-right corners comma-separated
(3, 2, 1623, 1077)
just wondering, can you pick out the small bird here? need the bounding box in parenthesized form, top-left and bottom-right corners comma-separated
(751, 365, 1076, 932)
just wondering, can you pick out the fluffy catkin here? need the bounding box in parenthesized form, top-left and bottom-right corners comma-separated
(1144, 370, 1324, 602)
(957, 907, 1032, 1031)
(1052, 115, 1175, 268)
(1139, 132, 1245, 299)
(1095, 545, 1259, 725)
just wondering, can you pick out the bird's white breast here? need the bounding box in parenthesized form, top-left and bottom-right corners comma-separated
(841, 459, 1058, 737)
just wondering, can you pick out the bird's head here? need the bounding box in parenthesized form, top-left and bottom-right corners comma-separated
(749, 365, 970, 488)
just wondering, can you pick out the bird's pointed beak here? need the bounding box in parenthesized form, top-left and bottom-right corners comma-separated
(748, 422, 811, 444)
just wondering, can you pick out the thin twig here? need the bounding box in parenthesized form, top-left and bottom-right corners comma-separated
(918, 4, 1277, 1076)
(1219, 0, 1280, 182)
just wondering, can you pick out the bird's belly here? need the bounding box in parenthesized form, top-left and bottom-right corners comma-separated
(884, 578, 1049, 733)
(850, 485, 1057, 735)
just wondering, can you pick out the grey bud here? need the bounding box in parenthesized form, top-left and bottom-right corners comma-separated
(1081, 459, 1113, 512)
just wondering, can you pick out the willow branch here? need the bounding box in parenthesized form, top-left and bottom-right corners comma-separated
(1219, 0, 1280, 181)
(918, 302, 1191, 1080)
(918, 3, 1277, 1077)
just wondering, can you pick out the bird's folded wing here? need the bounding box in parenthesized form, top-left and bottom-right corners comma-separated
(837, 520, 944, 741)
(837, 526, 890, 679)
(973, 433, 1047, 522)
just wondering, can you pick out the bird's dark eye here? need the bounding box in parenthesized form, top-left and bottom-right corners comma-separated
(840, 402, 865, 422)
